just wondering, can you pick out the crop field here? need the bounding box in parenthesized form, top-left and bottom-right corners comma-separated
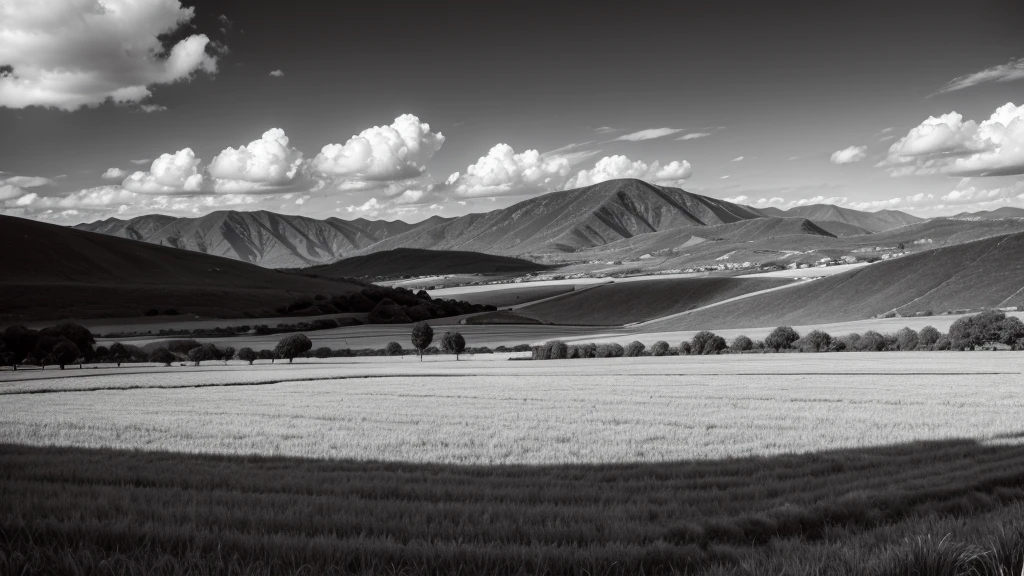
(2, 353, 1023, 575)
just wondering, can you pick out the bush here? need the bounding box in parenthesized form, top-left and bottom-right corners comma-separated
(701, 335, 727, 355)
(730, 335, 752, 352)
(765, 326, 800, 352)
(918, 326, 941, 348)
(257, 349, 276, 362)
(934, 336, 952, 351)
(314, 346, 332, 359)
(237, 347, 258, 365)
(895, 327, 919, 351)
(624, 341, 646, 357)
(596, 342, 624, 358)
(800, 330, 832, 352)
(150, 347, 175, 366)
(577, 343, 597, 359)
(691, 331, 717, 354)
(384, 341, 404, 357)
(548, 340, 568, 360)
(275, 334, 313, 363)
(678, 342, 692, 356)
(858, 330, 886, 352)
(650, 341, 670, 356)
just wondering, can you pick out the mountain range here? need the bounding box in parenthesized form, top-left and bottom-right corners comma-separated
(73, 178, 929, 268)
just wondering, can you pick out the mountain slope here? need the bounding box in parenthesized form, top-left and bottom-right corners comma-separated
(2, 215, 365, 321)
(352, 179, 765, 257)
(640, 231, 1024, 330)
(74, 211, 449, 268)
(757, 204, 922, 232)
(301, 248, 550, 280)
(951, 207, 1024, 221)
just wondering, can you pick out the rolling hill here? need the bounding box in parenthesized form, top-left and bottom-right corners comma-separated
(300, 248, 550, 280)
(74, 211, 448, 268)
(757, 204, 922, 233)
(951, 207, 1024, 220)
(639, 231, 1024, 331)
(349, 179, 766, 257)
(0, 215, 366, 321)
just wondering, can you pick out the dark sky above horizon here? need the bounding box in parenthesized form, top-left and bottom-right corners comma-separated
(2, 0, 1023, 223)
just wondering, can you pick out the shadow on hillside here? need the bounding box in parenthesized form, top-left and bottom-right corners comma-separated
(2, 438, 1023, 575)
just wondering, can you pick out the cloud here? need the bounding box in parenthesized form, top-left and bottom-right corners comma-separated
(269, 70, 284, 77)
(933, 57, 1024, 95)
(0, 0, 219, 111)
(345, 197, 384, 217)
(593, 127, 615, 133)
(0, 184, 26, 201)
(312, 114, 444, 181)
(882, 102, 1024, 176)
(830, 145, 868, 164)
(564, 155, 692, 189)
(102, 167, 127, 179)
(122, 148, 204, 194)
(208, 128, 303, 193)
(448, 143, 572, 197)
(1, 174, 54, 188)
(677, 132, 711, 140)
(130, 159, 152, 165)
(731, 156, 744, 162)
(6, 184, 263, 221)
(139, 104, 167, 113)
(613, 128, 684, 142)
(393, 189, 425, 204)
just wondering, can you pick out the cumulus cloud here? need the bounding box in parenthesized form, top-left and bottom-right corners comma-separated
(564, 155, 692, 189)
(0, 173, 55, 201)
(613, 128, 683, 142)
(6, 184, 263, 220)
(122, 148, 204, 194)
(345, 197, 384, 217)
(208, 128, 303, 193)
(448, 143, 572, 197)
(0, 0, 219, 111)
(933, 57, 1024, 95)
(393, 189, 425, 204)
(312, 114, 444, 181)
(830, 145, 868, 164)
(269, 70, 284, 77)
(882, 102, 1024, 176)
(102, 167, 127, 179)
(0, 184, 26, 201)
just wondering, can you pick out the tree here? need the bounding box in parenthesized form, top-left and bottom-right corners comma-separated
(898, 242, 905, 250)
(108, 342, 129, 367)
(237, 347, 258, 365)
(440, 331, 467, 360)
(702, 336, 727, 355)
(50, 337, 80, 370)
(38, 323, 95, 362)
(187, 345, 216, 366)
(650, 341, 670, 356)
(730, 335, 753, 352)
(257, 349, 276, 363)
(801, 330, 832, 352)
(0, 340, 14, 370)
(624, 341, 646, 357)
(411, 322, 434, 361)
(858, 330, 886, 352)
(895, 327, 919, 351)
(221, 347, 236, 363)
(314, 347, 333, 359)
(766, 326, 800, 352)
(691, 331, 717, 354)
(275, 333, 312, 363)
(1, 325, 38, 368)
(998, 316, 1024, 346)
(384, 341, 404, 357)
(150, 348, 176, 367)
(678, 342, 692, 356)
(548, 340, 568, 360)
(918, 326, 941, 348)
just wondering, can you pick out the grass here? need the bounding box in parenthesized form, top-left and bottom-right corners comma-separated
(463, 310, 543, 324)
(519, 277, 791, 325)
(300, 248, 549, 279)
(442, 284, 579, 307)
(1, 441, 1022, 575)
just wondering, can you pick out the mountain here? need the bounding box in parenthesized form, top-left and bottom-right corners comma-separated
(74, 211, 448, 268)
(641, 231, 1024, 331)
(757, 204, 922, 233)
(300, 248, 549, 280)
(1, 215, 365, 321)
(951, 207, 1024, 221)
(350, 179, 765, 257)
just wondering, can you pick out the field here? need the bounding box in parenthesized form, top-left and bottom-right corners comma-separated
(2, 353, 1023, 575)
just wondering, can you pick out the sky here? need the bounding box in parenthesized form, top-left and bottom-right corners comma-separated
(1, 0, 1023, 225)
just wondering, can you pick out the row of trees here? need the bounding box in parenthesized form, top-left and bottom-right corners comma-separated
(532, 310, 1024, 359)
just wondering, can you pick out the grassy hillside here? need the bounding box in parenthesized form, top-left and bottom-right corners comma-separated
(0, 215, 365, 321)
(519, 277, 792, 325)
(758, 204, 922, 232)
(301, 248, 548, 279)
(644, 232, 1024, 330)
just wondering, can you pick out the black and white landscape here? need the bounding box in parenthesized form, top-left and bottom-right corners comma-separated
(2, 1, 1024, 575)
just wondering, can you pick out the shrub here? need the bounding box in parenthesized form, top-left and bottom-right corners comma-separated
(275, 334, 313, 363)
(314, 347, 332, 359)
(934, 336, 952, 351)
(858, 330, 886, 352)
(650, 341, 670, 356)
(548, 340, 568, 360)
(624, 341, 646, 357)
(384, 341, 404, 357)
(257, 349, 276, 362)
(918, 326, 941, 348)
(730, 335, 752, 352)
(998, 316, 1024, 346)
(701, 335, 727, 355)
(577, 343, 597, 359)
(440, 331, 467, 359)
(411, 322, 434, 360)
(237, 347, 258, 365)
(895, 327, 919, 351)
(596, 342, 624, 358)
(678, 342, 692, 356)
(691, 331, 717, 354)
(765, 326, 800, 352)
(800, 330, 832, 352)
